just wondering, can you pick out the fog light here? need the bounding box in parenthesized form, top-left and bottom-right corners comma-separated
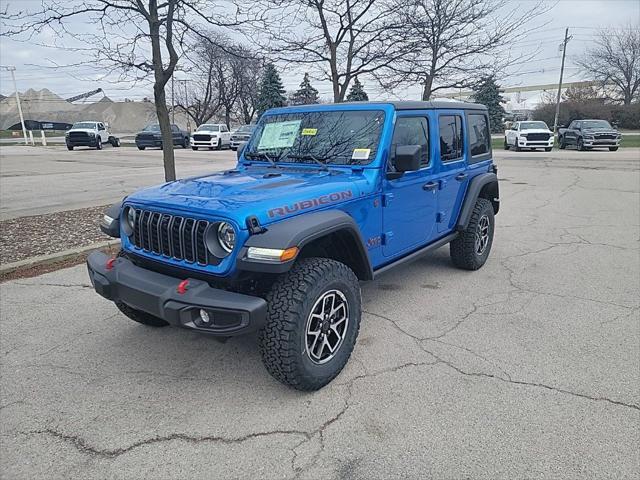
(199, 309, 210, 324)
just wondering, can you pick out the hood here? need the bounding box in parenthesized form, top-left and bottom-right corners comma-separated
(520, 128, 551, 134)
(67, 128, 96, 133)
(582, 127, 618, 134)
(137, 130, 161, 136)
(193, 129, 220, 134)
(126, 166, 368, 228)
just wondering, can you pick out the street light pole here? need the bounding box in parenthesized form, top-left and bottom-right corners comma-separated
(553, 28, 572, 137)
(2, 65, 28, 145)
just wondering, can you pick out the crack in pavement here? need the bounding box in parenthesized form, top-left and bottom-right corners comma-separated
(363, 310, 640, 413)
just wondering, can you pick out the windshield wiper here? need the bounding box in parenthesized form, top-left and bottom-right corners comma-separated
(286, 153, 330, 171)
(244, 151, 278, 168)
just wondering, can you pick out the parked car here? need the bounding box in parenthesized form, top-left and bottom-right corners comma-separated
(230, 124, 256, 150)
(558, 119, 621, 151)
(191, 123, 231, 150)
(90, 100, 499, 390)
(135, 124, 190, 150)
(504, 121, 553, 152)
(65, 121, 120, 150)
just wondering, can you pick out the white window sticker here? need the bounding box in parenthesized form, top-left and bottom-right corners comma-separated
(258, 120, 302, 149)
(352, 148, 371, 160)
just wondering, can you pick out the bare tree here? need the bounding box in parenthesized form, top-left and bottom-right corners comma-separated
(1, 1, 240, 181)
(377, 0, 547, 100)
(576, 26, 640, 105)
(177, 37, 262, 127)
(249, 0, 405, 102)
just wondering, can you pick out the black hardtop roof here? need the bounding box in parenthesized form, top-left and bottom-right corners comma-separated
(338, 100, 488, 111)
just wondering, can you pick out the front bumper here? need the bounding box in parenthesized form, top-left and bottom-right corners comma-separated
(87, 251, 267, 336)
(136, 138, 163, 148)
(583, 138, 621, 147)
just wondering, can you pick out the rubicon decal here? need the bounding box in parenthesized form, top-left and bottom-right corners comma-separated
(268, 191, 353, 217)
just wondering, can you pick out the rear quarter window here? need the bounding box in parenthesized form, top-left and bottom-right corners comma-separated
(468, 114, 491, 158)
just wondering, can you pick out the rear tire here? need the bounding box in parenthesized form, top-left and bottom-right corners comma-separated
(259, 257, 361, 391)
(450, 198, 495, 271)
(609, 147, 618, 151)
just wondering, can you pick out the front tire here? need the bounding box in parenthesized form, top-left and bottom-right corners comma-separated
(67, 145, 73, 151)
(503, 138, 509, 150)
(96, 137, 102, 150)
(182, 137, 189, 148)
(577, 138, 585, 151)
(545, 147, 552, 152)
(559, 136, 566, 149)
(192, 146, 198, 151)
(609, 147, 618, 151)
(137, 146, 146, 150)
(450, 198, 495, 271)
(515, 143, 521, 152)
(259, 258, 361, 391)
(215, 138, 222, 150)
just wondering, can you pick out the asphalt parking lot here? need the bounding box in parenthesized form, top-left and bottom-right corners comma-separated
(1, 147, 639, 479)
(0, 145, 238, 220)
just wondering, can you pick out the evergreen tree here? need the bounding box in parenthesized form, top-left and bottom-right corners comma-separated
(256, 63, 287, 117)
(346, 77, 369, 101)
(470, 75, 506, 133)
(290, 73, 319, 105)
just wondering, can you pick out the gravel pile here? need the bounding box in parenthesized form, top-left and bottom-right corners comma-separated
(0, 205, 112, 265)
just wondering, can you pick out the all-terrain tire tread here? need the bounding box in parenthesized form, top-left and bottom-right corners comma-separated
(450, 198, 494, 270)
(258, 257, 361, 391)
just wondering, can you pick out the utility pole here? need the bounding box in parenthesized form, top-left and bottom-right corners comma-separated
(1, 65, 28, 145)
(553, 28, 572, 137)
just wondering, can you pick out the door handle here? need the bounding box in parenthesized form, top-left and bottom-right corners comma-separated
(423, 181, 438, 191)
(455, 173, 467, 181)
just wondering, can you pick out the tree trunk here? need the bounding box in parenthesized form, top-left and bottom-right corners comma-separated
(421, 76, 434, 101)
(225, 106, 231, 129)
(154, 84, 176, 182)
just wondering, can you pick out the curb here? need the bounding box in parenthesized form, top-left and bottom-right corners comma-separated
(0, 240, 120, 275)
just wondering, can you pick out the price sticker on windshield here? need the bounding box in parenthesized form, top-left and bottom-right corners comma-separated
(352, 148, 371, 160)
(301, 128, 318, 136)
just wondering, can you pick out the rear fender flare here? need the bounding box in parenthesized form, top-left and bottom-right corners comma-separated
(456, 173, 499, 231)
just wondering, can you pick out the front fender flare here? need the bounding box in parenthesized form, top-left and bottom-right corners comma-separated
(236, 210, 373, 279)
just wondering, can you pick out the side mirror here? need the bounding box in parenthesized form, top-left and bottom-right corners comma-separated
(387, 145, 421, 180)
(237, 142, 247, 160)
(395, 145, 421, 172)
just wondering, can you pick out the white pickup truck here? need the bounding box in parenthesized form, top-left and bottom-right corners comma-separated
(504, 121, 554, 152)
(65, 121, 120, 151)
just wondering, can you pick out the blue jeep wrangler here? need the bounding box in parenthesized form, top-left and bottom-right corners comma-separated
(88, 101, 499, 390)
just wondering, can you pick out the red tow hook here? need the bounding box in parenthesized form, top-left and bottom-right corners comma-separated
(177, 279, 189, 295)
(105, 257, 117, 271)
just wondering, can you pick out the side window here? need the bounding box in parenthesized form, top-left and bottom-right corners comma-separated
(468, 114, 491, 157)
(98, 123, 105, 130)
(439, 115, 464, 162)
(515, 123, 519, 131)
(575, 121, 581, 130)
(391, 117, 430, 168)
(221, 125, 229, 133)
(171, 124, 179, 132)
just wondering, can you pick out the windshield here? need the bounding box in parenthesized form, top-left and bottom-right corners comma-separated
(197, 124, 219, 132)
(143, 124, 161, 132)
(520, 121, 548, 130)
(582, 120, 612, 129)
(237, 125, 255, 133)
(71, 122, 96, 129)
(245, 110, 385, 166)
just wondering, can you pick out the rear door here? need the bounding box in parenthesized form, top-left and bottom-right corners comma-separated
(435, 112, 468, 233)
(382, 112, 438, 257)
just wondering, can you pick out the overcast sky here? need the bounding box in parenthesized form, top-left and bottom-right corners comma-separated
(0, 0, 638, 108)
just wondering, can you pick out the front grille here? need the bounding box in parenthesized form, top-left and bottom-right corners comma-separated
(526, 133, 550, 141)
(231, 135, 249, 141)
(137, 133, 158, 141)
(595, 134, 616, 140)
(193, 134, 212, 141)
(131, 209, 217, 265)
(69, 131, 90, 140)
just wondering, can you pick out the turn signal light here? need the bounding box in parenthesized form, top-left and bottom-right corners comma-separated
(279, 247, 299, 262)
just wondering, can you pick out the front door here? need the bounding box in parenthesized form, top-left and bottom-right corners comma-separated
(382, 114, 438, 257)
(435, 113, 468, 233)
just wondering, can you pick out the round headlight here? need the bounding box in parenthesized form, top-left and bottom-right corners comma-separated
(122, 206, 136, 236)
(217, 222, 236, 253)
